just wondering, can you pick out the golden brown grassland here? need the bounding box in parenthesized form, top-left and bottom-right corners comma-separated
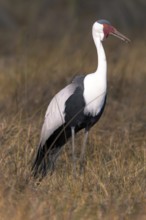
(0, 30, 146, 219)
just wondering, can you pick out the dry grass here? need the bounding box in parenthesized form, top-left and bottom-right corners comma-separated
(0, 29, 146, 220)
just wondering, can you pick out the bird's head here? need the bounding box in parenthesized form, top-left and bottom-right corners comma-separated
(92, 19, 130, 43)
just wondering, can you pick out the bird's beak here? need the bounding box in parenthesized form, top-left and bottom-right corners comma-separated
(110, 28, 130, 43)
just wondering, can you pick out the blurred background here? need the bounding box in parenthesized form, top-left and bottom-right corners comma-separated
(0, 0, 146, 119)
(0, 0, 145, 54)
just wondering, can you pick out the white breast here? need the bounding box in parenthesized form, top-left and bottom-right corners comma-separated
(83, 73, 107, 117)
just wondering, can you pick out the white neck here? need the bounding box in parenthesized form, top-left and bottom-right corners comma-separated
(83, 25, 107, 116)
(92, 30, 107, 77)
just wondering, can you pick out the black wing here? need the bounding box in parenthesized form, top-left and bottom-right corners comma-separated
(65, 75, 86, 128)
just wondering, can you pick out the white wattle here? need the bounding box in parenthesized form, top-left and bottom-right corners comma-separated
(83, 23, 107, 117)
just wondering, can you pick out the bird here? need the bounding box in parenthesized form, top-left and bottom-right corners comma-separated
(32, 19, 130, 178)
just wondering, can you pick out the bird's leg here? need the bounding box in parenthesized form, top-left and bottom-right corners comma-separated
(71, 127, 76, 177)
(80, 129, 89, 174)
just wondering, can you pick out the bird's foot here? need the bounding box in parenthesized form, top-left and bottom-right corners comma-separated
(79, 158, 86, 175)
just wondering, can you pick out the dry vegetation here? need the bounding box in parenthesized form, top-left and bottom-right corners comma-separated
(0, 1, 146, 219)
(0, 31, 145, 219)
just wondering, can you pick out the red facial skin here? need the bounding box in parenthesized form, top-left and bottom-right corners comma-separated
(102, 23, 130, 43)
(103, 24, 114, 39)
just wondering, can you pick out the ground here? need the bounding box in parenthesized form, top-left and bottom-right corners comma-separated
(0, 28, 146, 219)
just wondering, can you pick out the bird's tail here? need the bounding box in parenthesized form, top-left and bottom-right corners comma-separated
(32, 144, 58, 179)
(32, 125, 72, 179)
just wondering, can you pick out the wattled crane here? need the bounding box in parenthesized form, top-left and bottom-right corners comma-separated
(32, 19, 130, 178)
